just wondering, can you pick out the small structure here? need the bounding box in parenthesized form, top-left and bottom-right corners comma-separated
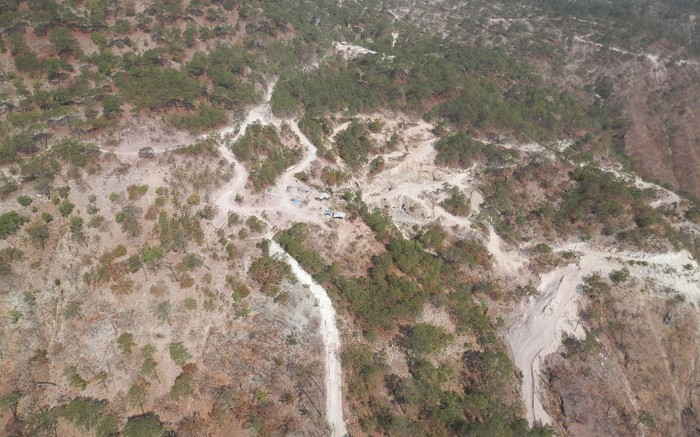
(316, 192, 331, 200)
(332, 211, 346, 219)
(324, 210, 334, 217)
(298, 186, 311, 193)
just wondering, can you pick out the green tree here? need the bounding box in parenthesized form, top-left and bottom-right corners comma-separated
(50, 28, 81, 57)
(407, 323, 454, 356)
(117, 333, 135, 354)
(117, 204, 143, 238)
(26, 221, 50, 248)
(143, 245, 164, 268)
(440, 184, 470, 216)
(20, 155, 59, 196)
(0, 211, 26, 239)
(0, 390, 22, 418)
(102, 95, 123, 119)
(59, 200, 75, 217)
(61, 398, 109, 432)
(152, 301, 171, 325)
(69, 216, 85, 242)
(127, 384, 148, 413)
(141, 356, 159, 381)
(170, 373, 195, 401)
(182, 253, 203, 270)
(123, 413, 165, 437)
(127, 254, 143, 273)
(169, 341, 191, 365)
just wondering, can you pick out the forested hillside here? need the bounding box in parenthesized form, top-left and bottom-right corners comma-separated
(0, 1, 699, 437)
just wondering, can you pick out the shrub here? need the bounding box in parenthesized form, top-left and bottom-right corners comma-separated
(16, 195, 32, 207)
(59, 200, 75, 217)
(138, 147, 155, 158)
(183, 298, 197, 310)
(186, 193, 201, 205)
(127, 184, 148, 200)
(609, 268, 630, 283)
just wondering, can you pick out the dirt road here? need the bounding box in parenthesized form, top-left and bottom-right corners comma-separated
(269, 241, 348, 437)
(507, 242, 700, 425)
(209, 78, 346, 435)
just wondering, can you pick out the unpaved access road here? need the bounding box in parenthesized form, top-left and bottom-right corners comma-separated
(269, 241, 348, 437)
(508, 242, 700, 425)
(210, 78, 347, 436)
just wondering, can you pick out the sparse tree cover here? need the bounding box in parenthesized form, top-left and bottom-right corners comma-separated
(156, 210, 204, 251)
(276, 216, 550, 434)
(481, 160, 675, 245)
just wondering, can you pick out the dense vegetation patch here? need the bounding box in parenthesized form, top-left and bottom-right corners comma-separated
(231, 123, 302, 190)
(434, 132, 518, 168)
(276, 221, 551, 436)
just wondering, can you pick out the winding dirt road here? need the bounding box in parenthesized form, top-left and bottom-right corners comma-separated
(210, 78, 347, 436)
(507, 242, 700, 425)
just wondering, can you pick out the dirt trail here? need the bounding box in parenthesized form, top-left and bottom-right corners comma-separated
(209, 79, 346, 435)
(269, 241, 348, 437)
(508, 242, 700, 425)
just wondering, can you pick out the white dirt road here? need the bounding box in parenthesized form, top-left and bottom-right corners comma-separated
(508, 242, 700, 425)
(208, 78, 347, 435)
(269, 241, 348, 437)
